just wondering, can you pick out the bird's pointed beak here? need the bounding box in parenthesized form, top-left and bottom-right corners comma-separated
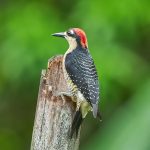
(51, 32, 65, 38)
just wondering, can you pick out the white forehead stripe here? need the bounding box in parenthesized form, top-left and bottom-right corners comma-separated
(70, 30, 74, 34)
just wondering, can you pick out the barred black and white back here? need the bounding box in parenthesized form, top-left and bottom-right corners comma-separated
(65, 47, 100, 118)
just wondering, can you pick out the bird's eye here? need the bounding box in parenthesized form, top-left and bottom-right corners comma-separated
(67, 30, 74, 36)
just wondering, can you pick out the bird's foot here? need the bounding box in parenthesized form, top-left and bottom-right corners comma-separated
(54, 91, 73, 105)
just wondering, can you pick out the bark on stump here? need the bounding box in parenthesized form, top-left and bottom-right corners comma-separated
(31, 55, 80, 150)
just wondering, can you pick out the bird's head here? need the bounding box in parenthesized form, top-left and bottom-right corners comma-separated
(52, 28, 88, 49)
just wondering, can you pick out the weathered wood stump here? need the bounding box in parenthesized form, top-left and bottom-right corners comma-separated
(31, 55, 80, 150)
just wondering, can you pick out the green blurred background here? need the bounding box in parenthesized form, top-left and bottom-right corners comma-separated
(0, 0, 150, 150)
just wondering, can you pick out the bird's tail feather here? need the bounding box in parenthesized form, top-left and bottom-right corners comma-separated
(70, 110, 83, 138)
(92, 103, 98, 118)
(92, 103, 102, 121)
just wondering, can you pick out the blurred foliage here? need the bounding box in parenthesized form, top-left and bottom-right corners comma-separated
(0, 0, 150, 150)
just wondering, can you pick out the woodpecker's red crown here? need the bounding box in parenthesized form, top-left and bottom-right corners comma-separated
(72, 28, 88, 48)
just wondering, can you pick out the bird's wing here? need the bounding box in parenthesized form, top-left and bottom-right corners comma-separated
(65, 49, 100, 106)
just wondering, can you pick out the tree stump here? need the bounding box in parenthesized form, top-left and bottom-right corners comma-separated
(31, 55, 80, 150)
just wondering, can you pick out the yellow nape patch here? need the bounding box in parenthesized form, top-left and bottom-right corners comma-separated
(81, 102, 91, 118)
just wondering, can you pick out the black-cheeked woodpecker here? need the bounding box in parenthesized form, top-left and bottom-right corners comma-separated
(52, 28, 101, 137)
